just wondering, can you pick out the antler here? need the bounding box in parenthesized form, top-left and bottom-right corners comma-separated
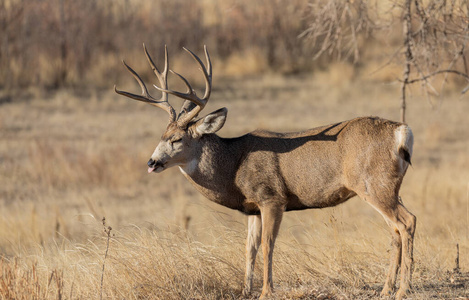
(153, 46, 212, 128)
(115, 44, 176, 123)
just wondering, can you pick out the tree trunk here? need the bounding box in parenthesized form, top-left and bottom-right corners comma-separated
(401, 0, 413, 123)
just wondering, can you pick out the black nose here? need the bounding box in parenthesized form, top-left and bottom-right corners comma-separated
(147, 158, 155, 167)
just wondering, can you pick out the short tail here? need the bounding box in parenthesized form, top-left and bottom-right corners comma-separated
(395, 124, 414, 167)
(399, 147, 412, 165)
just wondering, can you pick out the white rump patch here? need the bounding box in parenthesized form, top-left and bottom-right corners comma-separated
(394, 125, 414, 172)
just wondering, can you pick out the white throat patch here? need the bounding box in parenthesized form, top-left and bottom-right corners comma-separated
(179, 158, 198, 176)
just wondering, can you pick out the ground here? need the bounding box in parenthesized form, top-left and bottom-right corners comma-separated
(0, 74, 468, 298)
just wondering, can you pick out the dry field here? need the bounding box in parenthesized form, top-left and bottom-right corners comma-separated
(1, 72, 469, 299)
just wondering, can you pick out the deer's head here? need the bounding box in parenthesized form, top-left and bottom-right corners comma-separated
(115, 45, 227, 173)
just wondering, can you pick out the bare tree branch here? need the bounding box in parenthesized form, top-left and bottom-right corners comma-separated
(405, 69, 469, 84)
(302, 0, 469, 122)
(300, 0, 376, 63)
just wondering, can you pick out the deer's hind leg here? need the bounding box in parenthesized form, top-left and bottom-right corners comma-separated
(393, 201, 416, 299)
(381, 224, 402, 296)
(360, 190, 416, 300)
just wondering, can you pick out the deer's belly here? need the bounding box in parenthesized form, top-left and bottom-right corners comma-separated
(285, 187, 357, 211)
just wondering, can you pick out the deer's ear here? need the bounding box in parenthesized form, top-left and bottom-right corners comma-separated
(194, 107, 227, 136)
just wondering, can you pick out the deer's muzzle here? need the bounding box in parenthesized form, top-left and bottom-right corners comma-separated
(147, 158, 164, 173)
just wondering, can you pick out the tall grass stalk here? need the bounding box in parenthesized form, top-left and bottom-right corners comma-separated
(100, 217, 112, 300)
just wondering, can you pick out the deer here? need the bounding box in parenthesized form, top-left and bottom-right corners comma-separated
(115, 45, 416, 300)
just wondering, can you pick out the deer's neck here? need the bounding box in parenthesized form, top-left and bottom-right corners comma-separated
(178, 134, 245, 208)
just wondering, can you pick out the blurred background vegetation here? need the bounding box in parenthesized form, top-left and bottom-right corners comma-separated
(0, 0, 314, 91)
(2, 0, 468, 107)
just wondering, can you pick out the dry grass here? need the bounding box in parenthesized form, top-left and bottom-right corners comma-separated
(1, 73, 469, 298)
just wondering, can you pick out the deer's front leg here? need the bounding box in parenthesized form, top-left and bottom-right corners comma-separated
(243, 214, 262, 297)
(259, 204, 284, 299)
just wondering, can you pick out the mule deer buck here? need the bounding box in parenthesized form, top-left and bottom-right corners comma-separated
(115, 45, 416, 299)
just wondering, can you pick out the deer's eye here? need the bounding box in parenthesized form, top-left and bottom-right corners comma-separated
(170, 138, 182, 144)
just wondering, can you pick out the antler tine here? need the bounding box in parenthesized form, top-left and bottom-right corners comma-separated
(115, 60, 151, 100)
(115, 45, 176, 123)
(183, 45, 212, 100)
(144, 44, 169, 101)
(177, 46, 211, 120)
(153, 46, 212, 127)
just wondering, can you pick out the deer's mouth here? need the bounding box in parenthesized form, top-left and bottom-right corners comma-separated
(147, 159, 165, 173)
(148, 166, 164, 173)
(148, 164, 165, 173)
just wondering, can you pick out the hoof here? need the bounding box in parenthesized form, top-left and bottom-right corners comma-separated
(380, 286, 393, 298)
(395, 288, 408, 300)
(259, 289, 273, 300)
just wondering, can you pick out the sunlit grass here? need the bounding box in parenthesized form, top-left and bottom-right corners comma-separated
(1, 76, 468, 298)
